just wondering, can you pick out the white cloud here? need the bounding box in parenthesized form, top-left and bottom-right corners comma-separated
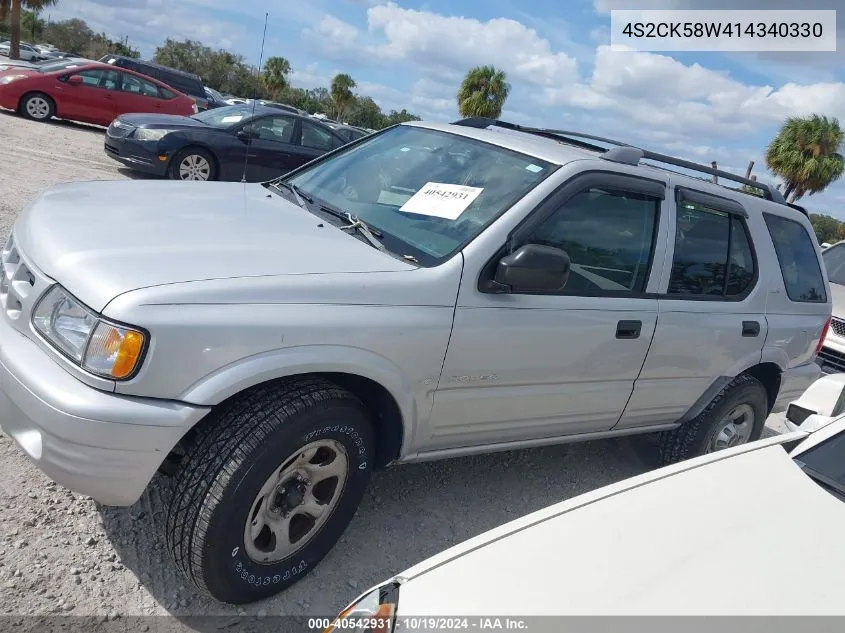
(364, 2, 579, 87)
(310, 15, 359, 48)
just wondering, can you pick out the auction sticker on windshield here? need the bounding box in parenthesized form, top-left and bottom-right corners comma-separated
(399, 182, 484, 220)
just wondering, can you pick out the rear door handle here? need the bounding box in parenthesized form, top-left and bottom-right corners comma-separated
(742, 320, 760, 337)
(616, 320, 642, 339)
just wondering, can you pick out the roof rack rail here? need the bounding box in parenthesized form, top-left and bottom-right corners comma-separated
(452, 117, 786, 205)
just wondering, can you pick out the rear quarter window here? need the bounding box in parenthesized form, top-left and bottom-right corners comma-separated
(764, 213, 827, 303)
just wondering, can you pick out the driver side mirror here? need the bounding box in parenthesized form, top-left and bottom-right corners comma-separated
(67, 74, 83, 86)
(488, 244, 571, 293)
(236, 125, 255, 142)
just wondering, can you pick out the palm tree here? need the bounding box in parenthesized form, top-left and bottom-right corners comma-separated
(456, 65, 510, 119)
(330, 73, 356, 122)
(21, 8, 44, 42)
(0, 0, 57, 59)
(765, 114, 845, 202)
(262, 56, 291, 101)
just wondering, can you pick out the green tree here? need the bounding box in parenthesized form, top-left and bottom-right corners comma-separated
(456, 65, 510, 119)
(765, 114, 845, 203)
(330, 73, 356, 122)
(346, 96, 382, 129)
(21, 8, 43, 42)
(262, 56, 291, 100)
(0, 0, 57, 59)
(809, 213, 843, 245)
(383, 108, 421, 126)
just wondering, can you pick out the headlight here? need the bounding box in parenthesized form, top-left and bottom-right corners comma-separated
(32, 286, 146, 379)
(325, 581, 400, 633)
(133, 128, 173, 141)
(0, 74, 26, 85)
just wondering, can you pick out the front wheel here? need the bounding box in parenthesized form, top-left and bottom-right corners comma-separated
(658, 373, 767, 465)
(168, 147, 216, 181)
(165, 378, 374, 604)
(19, 92, 54, 121)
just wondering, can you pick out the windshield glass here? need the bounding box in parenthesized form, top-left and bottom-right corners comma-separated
(190, 104, 254, 127)
(822, 243, 845, 286)
(794, 429, 845, 500)
(37, 60, 89, 73)
(284, 125, 556, 265)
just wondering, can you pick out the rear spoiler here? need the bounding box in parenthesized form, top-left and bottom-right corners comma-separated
(787, 203, 809, 218)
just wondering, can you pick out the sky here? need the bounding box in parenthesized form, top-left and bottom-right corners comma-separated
(45, 0, 845, 217)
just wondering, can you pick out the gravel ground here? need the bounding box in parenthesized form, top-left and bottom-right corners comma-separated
(0, 111, 791, 626)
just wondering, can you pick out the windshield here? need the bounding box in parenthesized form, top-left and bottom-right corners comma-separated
(794, 428, 845, 501)
(283, 125, 556, 265)
(822, 243, 845, 286)
(190, 104, 254, 127)
(37, 59, 89, 73)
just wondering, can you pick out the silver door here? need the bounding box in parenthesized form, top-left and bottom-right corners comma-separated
(427, 171, 668, 450)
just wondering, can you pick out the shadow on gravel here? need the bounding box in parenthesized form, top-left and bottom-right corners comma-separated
(115, 167, 160, 180)
(100, 436, 654, 630)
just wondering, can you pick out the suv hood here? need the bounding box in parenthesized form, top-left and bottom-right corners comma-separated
(14, 180, 413, 312)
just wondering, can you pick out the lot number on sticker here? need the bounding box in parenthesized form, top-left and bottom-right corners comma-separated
(400, 182, 484, 220)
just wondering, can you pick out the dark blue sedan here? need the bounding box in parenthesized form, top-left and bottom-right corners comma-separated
(103, 104, 350, 182)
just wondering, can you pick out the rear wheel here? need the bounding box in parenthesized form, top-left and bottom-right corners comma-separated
(19, 93, 54, 121)
(169, 147, 216, 181)
(658, 373, 768, 465)
(165, 378, 374, 604)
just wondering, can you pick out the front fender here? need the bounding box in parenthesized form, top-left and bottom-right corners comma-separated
(178, 343, 418, 437)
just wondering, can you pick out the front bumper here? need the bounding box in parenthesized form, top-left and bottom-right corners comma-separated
(0, 317, 209, 506)
(770, 361, 821, 414)
(103, 136, 169, 176)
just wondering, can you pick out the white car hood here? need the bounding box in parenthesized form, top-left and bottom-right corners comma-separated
(13, 180, 413, 312)
(394, 438, 845, 615)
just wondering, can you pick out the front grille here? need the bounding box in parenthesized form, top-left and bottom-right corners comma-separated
(0, 233, 52, 334)
(817, 346, 845, 373)
(831, 317, 845, 338)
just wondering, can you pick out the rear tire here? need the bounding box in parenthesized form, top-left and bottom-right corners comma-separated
(168, 147, 217, 181)
(165, 378, 374, 604)
(658, 374, 767, 465)
(19, 92, 54, 121)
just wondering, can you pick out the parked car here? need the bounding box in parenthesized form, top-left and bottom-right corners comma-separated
(256, 99, 307, 115)
(0, 42, 44, 61)
(203, 86, 228, 109)
(329, 403, 845, 621)
(98, 54, 209, 111)
(813, 239, 845, 375)
(224, 95, 250, 105)
(103, 103, 348, 181)
(0, 117, 830, 605)
(327, 122, 369, 143)
(0, 60, 196, 126)
(786, 371, 845, 433)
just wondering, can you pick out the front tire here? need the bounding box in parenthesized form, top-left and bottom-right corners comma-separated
(19, 92, 54, 121)
(165, 378, 374, 604)
(658, 373, 767, 465)
(168, 147, 216, 181)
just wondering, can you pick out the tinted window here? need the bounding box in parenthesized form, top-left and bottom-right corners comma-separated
(765, 214, 827, 302)
(300, 121, 335, 151)
(523, 188, 659, 294)
(159, 87, 175, 100)
(74, 69, 120, 89)
(120, 73, 160, 98)
(668, 200, 755, 297)
(822, 243, 845, 286)
(795, 429, 845, 500)
(252, 116, 295, 143)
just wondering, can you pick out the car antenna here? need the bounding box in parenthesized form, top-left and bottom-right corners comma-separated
(241, 11, 270, 183)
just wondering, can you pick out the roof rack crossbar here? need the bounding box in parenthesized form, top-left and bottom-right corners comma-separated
(452, 117, 785, 204)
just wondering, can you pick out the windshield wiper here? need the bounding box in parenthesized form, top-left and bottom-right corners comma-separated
(339, 213, 389, 252)
(268, 181, 312, 209)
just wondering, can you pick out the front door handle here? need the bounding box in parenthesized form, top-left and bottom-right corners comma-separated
(616, 320, 642, 339)
(742, 320, 760, 337)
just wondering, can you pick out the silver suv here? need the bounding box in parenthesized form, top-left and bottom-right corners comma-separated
(0, 117, 832, 604)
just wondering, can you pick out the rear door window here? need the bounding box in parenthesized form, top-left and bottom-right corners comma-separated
(764, 214, 827, 302)
(300, 121, 337, 151)
(120, 73, 161, 98)
(668, 197, 756, 298)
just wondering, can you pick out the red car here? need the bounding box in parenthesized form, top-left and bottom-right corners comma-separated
(0, 59, 196, 126)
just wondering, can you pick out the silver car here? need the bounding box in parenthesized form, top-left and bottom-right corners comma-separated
(0, 118, 831, 604)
